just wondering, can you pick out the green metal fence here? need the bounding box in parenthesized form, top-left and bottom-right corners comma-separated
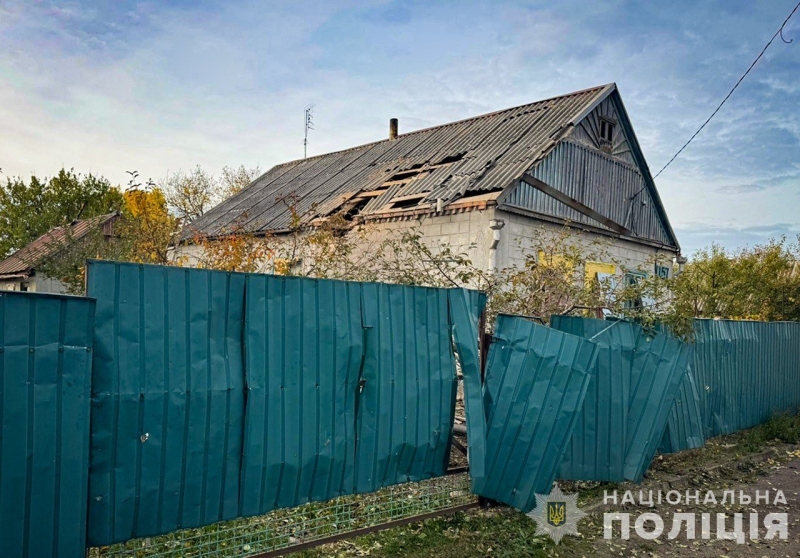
(87, 262, 247, 546)
(240, 276, 462, 517)
(551, 316, 693, 483)
(0, 291, 95, 558)
(8, 262, 800, 558)
(692, 319, 800, 437)
(473, 315, 597, 511)
(86, 261, 484, 548)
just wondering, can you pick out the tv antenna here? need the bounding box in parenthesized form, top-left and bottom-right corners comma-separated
(304, 104, 315, 158)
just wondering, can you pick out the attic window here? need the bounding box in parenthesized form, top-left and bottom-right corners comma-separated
(599, 118, 615, 144)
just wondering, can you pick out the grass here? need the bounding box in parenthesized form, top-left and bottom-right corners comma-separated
(296, 508, 584, 558)
(297, 413, 800, 558)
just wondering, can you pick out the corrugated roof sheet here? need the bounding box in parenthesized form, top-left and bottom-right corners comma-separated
(0, 213, 119, 277)
(185, 85, 614, 238)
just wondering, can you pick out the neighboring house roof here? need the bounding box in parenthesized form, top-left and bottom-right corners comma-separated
(186, 83, 679, 250)
(0, 213, 119, 279)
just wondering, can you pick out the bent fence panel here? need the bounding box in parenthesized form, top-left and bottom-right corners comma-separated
(625, 331, 693, 482)
(552, 316, 636, 482)
(658, 365, 706, 454)
(448, 289, 488, 488)
(551, 317, 692, 483)
(475, 315, 596, 511)
(87, 261, 246, 546)
(239, 275, 363, 516)
(0, 291, 95, 558)
(355, 283, 458, 493)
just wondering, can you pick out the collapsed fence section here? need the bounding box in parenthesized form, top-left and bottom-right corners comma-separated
(471, 314, 597, 511)
(551, 316, 693, 483)
(0, 291, 96, 558)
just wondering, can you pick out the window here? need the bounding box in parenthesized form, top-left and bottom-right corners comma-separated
(623, 272, 645, 309)
(599, 118, 615, 144)
(19, 282, 29, 292)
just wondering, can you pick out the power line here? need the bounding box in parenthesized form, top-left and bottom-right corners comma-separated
(653, 0, 800, 179)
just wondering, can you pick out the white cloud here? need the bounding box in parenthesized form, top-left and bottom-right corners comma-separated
(0, 0, 797, 253)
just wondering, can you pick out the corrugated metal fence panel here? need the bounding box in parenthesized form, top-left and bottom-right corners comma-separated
(87, 261, 246, 546)
(551, 317, 692, 483)
(625, 331, 693, 482)
(240, 278, 481, 515)
(448, 289, 488, 488)
(239, 275, 363, 516)
(658, 365, 706, 454)
(355, 283, 458, 492)
(552, 316, 637, 483)
(477, 315, 596, 511)
(0, 291, 95, 558)
(693, 320, 800, 437)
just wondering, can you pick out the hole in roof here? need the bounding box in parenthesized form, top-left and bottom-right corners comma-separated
(389, 197, 425, 210)
(436, 153, 465, 165)
(342, 197, 371, 221)
(457, 188, 502, 199)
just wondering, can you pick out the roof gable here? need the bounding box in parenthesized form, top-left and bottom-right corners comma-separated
(499, 87, 680, 250)
(185, 85, 613, 238)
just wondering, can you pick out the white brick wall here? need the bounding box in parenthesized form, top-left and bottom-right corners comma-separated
(172, 206, 679, 280)
(495, 208, 677, 277)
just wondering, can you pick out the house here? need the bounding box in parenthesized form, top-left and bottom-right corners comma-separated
(178, 83, 680, 283)
(0, 212, 119, 293)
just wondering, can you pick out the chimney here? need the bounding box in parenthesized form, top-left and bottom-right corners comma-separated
(389, 118, 398, 140)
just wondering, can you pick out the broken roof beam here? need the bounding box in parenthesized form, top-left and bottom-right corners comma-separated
(519, 173, 632, 236)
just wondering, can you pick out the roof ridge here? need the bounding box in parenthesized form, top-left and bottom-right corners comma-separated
(273, 83, 612, 169)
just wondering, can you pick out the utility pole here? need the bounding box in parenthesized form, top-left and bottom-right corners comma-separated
(304, 104, 314, 158)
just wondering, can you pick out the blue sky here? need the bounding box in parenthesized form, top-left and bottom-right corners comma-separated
(1, 0, 798, 255)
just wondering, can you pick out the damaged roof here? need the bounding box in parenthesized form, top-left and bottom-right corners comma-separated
(186, 84, 621, 238)
(0, 213, 119, 279)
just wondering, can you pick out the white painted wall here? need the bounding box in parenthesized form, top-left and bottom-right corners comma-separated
(494, 208, 677, 278)
(173, 206, 678, 282)
(0, 275, 69, 294)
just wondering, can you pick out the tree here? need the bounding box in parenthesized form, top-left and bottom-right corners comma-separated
(162, 164, 261, 224)
(671, 238, 800, 322)
(0, 169, 123, 257)
(120, 180, 180, 265)
(162, 166, 216, 223)
(220, 164, 261, 198)
(35, 221, 128, 294)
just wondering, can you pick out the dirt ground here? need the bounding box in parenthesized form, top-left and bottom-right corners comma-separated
(302, 436, 800, 557)
(577, 449, 800, 557)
